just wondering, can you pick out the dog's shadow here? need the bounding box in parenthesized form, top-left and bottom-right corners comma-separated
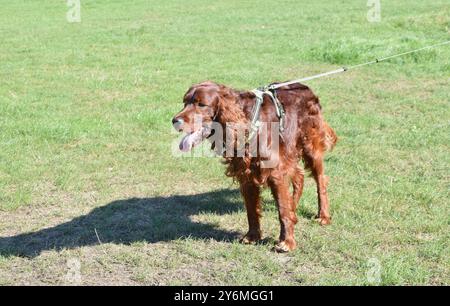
(0, 189, 245, 258)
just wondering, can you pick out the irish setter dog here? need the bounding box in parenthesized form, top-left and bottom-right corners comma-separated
(172, 81, 337, 252)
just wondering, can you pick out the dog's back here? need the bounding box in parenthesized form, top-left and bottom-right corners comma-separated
(274, 82, 337, 155)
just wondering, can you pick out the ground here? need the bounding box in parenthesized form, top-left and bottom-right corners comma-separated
(0, 0, 449, 285)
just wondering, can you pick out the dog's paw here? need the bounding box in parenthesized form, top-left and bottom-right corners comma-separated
(315, 215, 332, 226)
(240, 231, 262, 244)
(273, 240, 296, 253)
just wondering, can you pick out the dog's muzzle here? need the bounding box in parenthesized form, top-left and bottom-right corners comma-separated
(172, 117, 184, 132)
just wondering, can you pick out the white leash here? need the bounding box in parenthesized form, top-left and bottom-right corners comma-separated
(267, 40, 450, 90)
(248, 40, 449, 143)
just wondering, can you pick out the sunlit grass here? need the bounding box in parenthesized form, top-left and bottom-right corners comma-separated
(0, 0, 448, 285)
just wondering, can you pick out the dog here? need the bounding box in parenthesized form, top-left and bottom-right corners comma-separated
(172, 81, 337, 252)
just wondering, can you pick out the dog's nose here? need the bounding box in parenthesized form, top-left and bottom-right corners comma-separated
(172, 117, 184, 131)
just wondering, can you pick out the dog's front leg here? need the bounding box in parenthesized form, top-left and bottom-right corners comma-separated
(269, 176, 298, 252)
(239, 181, 262, 244)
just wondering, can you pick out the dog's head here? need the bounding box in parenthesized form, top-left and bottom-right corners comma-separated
(172, 81, 237, 152)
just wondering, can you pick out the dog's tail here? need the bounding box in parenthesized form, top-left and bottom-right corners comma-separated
(324, 122, 338, 152)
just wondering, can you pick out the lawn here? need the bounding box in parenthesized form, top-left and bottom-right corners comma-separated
(0, 0, 448, 285)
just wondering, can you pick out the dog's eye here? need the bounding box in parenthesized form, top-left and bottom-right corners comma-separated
(197, 102, 207, 108)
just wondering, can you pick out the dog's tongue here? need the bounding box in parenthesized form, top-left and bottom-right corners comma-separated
(179, 128, 207, 152)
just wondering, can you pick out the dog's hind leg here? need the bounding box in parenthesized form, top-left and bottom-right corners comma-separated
(239, 181, 262, 244)
(304, 153, 331, 225)
(292, 166, 304, 210)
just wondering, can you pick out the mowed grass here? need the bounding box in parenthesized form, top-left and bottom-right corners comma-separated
(0, 0, 449, 285)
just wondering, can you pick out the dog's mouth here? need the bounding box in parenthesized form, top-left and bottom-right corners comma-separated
(179, 126, 212, 152)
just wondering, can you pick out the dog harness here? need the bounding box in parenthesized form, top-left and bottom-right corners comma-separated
(248, 87, 286, 141)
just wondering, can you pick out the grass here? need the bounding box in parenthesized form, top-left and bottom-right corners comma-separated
(0, 0, 449, 285)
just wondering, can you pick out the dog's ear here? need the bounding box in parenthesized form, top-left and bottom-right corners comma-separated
(216, 87, 246, 125)
(214, 87, 250, 158)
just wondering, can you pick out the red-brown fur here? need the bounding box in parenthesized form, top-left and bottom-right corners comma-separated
(172, 81, 337, 252)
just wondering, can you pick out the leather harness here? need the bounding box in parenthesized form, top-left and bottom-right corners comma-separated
(248, 87, 285, 142)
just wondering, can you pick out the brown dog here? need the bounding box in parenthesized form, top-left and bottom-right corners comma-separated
(172, 81, 337, 252)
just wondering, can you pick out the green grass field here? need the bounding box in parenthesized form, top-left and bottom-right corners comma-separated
(0, 0, 449, 285)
